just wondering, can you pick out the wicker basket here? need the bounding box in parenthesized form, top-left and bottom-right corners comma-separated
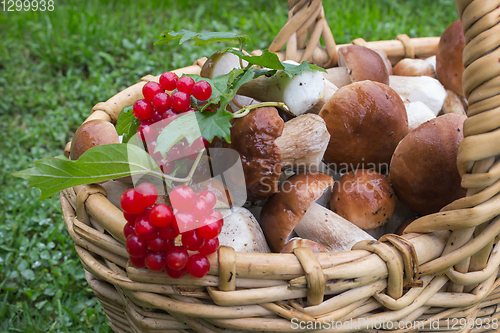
(60, 0, 500, 331)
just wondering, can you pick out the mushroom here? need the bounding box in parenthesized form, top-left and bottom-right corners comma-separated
(442, 89, 467, 115)
(275, 113, 330, 169)
(319, 80, 409, 172)
(237, 63, 329, 116)
(390, 113, 467, 215)
(323, 45, 390, 88)
(260, 171, 374, 252)
(389, 75, 447, 115)
(229, 108, 331, 201)
(393, 58, 436, 78)
(200, 50, 248, 79)
(69, 119, 120, 160)
(219, 207, 271, 253)
(329, 169, 396, 239)
(405, 101, 436, 132)
(280, 238, 328, 254)
(436, 19, 465, 97)
(229, 107, 284, 202)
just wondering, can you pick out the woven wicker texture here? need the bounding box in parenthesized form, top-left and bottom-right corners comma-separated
(59, 0, 500, 331)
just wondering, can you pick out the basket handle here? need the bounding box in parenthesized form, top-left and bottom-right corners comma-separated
(269, 0, 440, 67)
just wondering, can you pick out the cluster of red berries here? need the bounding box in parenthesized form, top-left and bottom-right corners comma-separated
(133, 72, 211, 175)
(120, 182, 223, 279)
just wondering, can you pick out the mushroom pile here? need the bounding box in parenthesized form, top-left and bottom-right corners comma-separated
(192, 19, 468, 253)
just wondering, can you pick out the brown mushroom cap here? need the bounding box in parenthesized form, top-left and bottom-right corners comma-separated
(338, 45, 390, 85)
(389, 113, 467, 215)
(319, 80, 409, 171)
(330, 169, 396, 230)
(229, 107, 284, 202)
(260, 171, 334, 252)
(70, 119, 119, 160)
(436, 19, 465, 97)
(280, 238, 328, 253)
(393, 58, 436, 78)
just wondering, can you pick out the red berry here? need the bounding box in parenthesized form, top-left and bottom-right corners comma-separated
(152, 92, 171, 113)
(145, 252, 166, 271)
(181, 230, 205, 251)
(192, 197, 211, 220)
(123, 212, 138, 225)
(196, 190, 216, 209)
(149, 204, 174, 227)
(190, 136, 209, 153)
(135, 215, 157, 241)
(137, 123, 153, 142)
(133, 99, 154, 120)
(186, 253, 210, 278)
(171, 91, 191, 112)
(126, 234, 148, 257)
(135, 183, 158, 209)
(142, 81, 162, 102)
(192, 80, 212, 101)
(159, 225, 179, 240)
(156, 156, 175, 174)
(198, 237, 219, 255)
(197, 211, 223, 239)
(169, 185, 196, 211)
(165, 246, 189, 270)
(174, 211, 197, 234)
(159, 72, 178, 91)
(120, 189, 145, 215)
(129, 255, 146, 268)
(167, 142, 188, 161)
(176, 76, 195, 95)
(166, 266, 187, 279)
(123, 222, 136, 239)
(148, 236, 172, 252)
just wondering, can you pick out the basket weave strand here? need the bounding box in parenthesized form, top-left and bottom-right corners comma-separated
(58, 0, 500, 331)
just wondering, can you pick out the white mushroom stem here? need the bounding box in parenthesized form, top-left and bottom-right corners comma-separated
(219, 207, 271, 253)
(294, 202, 375, 252)
(323, 67, 351, 88)
(442, 89, 467, 115)
(237, 69, 327, 116)
(275, 114, 330, 169)
(405, 101, 436, 132)
(389, 75, 446, 115)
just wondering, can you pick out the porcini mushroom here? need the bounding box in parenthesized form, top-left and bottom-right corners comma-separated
(393, 58, 436, 78)
(319, 80, 409, 171)
(329, 169, 396, 238)
(260, 171, 374, 252)
(230, 109, 331, 201)
(389, 75, 447, 115)
(70, 119, 120, 160)
(323, 45, 390, 88)
(229, 107, 284, 202)
(275, 113, 330, 169)
(405, 101, 436, 132)
(390, 113, 467, 215)
(237, 63, 328, 116)
(219, 207, 271, 253)
(436, 19, 465, 97)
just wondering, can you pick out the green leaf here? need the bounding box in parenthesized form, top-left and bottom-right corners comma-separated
(155, 30, 250, 48)
(12, 144, 161, 200)
(227, 49, 284, 70)
(282, 61, 326, 77)
(115, 105, 139, 143)
(226, 48, 326, 76)
(154, 112, 203, 157)
(195, 108, 234, 143)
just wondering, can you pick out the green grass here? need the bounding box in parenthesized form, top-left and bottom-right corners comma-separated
(0, 0, 458, 331)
